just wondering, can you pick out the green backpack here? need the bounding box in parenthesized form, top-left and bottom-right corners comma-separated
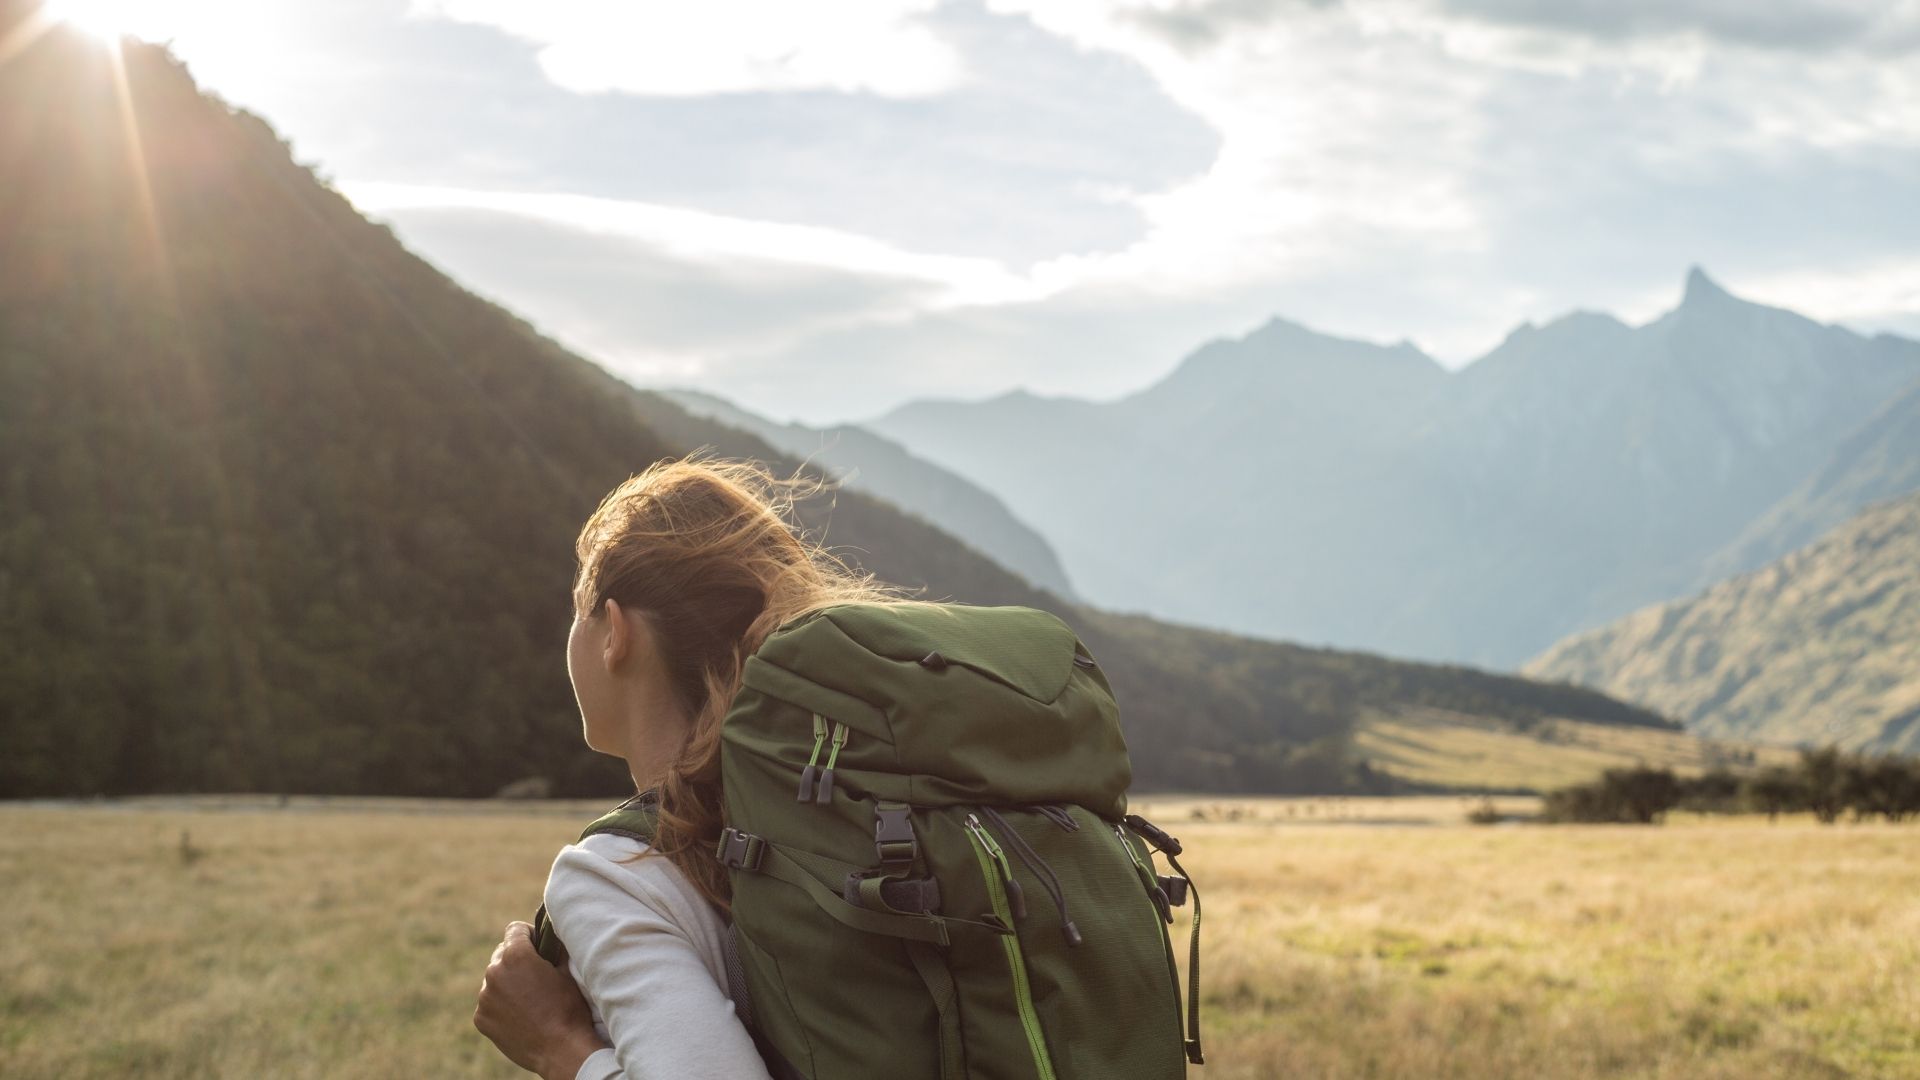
(534, 602, 1203, 1079)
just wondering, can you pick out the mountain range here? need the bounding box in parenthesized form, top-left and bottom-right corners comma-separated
(863, 270, 1920, 669)
(0, 8, 1681, 799)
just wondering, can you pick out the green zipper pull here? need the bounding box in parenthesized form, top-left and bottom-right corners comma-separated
(814, 721, 850, 804)
(796, 713, 828, 802)
(966, 814, 1026, 920)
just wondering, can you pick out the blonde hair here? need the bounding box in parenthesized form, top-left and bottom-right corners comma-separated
(571, 453, 917, 907)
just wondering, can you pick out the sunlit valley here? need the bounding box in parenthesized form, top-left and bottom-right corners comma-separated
(4, 1, 1919, 1076)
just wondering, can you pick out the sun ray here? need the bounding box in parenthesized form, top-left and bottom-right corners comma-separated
(104, 35, 171, 283)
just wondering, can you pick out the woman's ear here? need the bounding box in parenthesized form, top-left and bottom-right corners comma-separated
(601, 598, 633, 672)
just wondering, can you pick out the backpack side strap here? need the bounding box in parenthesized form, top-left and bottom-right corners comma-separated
(1128, 813, 1205, 1066)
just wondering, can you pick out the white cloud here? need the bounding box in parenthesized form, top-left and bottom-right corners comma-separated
(278, 0, 1920, 418)
(975, 0, 1920, 364)
(408, 0, 964, 97)
(342, 182, 1047, 308)
(1730, 257, 1920, 328)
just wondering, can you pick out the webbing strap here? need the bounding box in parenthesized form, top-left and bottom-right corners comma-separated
(906, 940, 965, 1080)
(757, 846, 952, 946)
(1164, 850, 1204, 1065)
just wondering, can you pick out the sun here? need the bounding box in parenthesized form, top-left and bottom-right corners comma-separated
(42, 0, 173, 45)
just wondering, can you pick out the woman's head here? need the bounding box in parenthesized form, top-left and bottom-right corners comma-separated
(567, 454, 908, 906)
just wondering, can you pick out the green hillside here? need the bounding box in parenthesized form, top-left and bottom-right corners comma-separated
(1527, 491, 1920, 754)
(0, 11, 1677, 799)
(1353, 707, 1795, 793)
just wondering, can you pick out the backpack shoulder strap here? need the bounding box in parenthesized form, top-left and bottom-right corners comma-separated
(530, 792, 797, 1077)
(532, 791, 659, 964)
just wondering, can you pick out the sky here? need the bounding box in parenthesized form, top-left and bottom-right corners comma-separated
(69, 0, 1920, 423)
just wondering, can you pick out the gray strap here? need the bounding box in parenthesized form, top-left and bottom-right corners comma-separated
(761, 846, 953, 945)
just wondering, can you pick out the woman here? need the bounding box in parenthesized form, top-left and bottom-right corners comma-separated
(473, 456, 915, 1080)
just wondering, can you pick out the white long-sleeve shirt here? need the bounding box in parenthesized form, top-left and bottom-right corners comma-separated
(543, 832, 775, 1080)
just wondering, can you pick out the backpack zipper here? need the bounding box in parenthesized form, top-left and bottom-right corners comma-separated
(795, 714, 828, 802)
(963, 814, 1058, 1080)
(1111, 822, 1186, 1043)
(814, 721, 850, 803)
(979, 806, 1082, 947)
(1112, 822, 1174, 924)
(796, 716, 850, 804)
(967, 811, 1026, 919)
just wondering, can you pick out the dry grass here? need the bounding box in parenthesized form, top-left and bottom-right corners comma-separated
(1355, 707, 1799, 791)
(0, 803, 577, 1079)
(3, 800, 1915, 1078)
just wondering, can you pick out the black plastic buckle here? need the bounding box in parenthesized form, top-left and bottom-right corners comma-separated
(1159, 873, 1190, 908)
(715, 827, 765, 871)
(874, 803, 917, 866)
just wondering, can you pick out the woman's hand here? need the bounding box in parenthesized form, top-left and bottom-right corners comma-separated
(474, 921, 611, 1080)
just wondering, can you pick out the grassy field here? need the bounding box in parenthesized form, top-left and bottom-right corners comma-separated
(2, 799, 1915, 1078)
(1355, 706, 1800, 791)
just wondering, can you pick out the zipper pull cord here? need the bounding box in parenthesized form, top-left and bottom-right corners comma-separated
(796, 714, 828, 802)
(981, 807, 1081, 947)
(1030, 804, 1080, 832)
(966, 814, 1027, 920)
(814, 722, 850, 804)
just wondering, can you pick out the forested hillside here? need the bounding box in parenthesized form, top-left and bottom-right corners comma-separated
(0, 8, 1675, 799)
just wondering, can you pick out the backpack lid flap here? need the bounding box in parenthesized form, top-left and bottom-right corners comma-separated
(736, 604, 1130, 812)
(816, 603, 1081, 704)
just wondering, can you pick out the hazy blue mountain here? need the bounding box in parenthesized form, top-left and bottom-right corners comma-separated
(1702, 372, 1920, 582)
(873, 318, 1453, 635)
(1527, 490, 1920, 754)
(650, 388, 1077, 597)
(1382, 269, 1920, 664)
(870, 270, 1920, 667)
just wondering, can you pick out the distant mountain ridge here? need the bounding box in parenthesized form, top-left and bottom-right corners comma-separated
(651, 388, 1077, 597)
(868, 268, 1920, 668)
(1526, 490, 1920, 754)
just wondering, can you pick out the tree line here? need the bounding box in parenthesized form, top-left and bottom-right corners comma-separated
(1542, 748, 1920, 824)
